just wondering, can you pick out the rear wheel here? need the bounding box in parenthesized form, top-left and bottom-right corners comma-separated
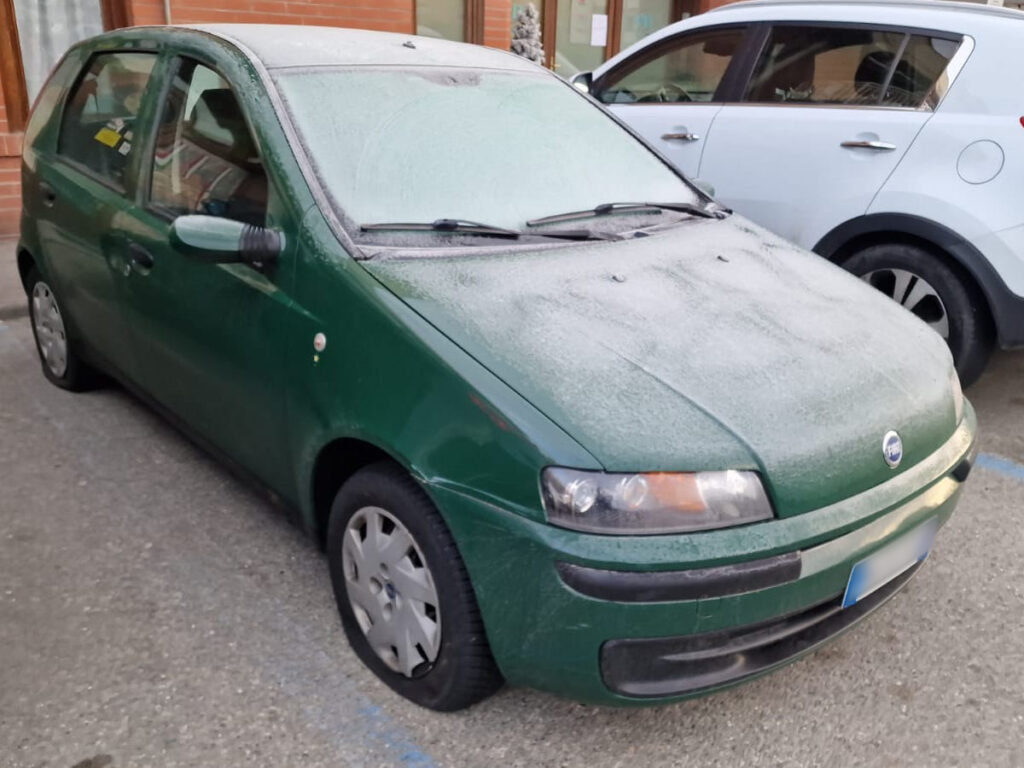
(26, 269, 101, 391)
(326, 461, 503, 711)
(842, 243, 993, 387)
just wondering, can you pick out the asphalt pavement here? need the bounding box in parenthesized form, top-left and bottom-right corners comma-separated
(2, 297, 1024, 767)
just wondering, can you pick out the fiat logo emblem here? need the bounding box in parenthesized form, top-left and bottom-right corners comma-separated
(882, 430, 903, 468)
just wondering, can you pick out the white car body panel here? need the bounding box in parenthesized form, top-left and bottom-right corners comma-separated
(590, 0, 1024, 346)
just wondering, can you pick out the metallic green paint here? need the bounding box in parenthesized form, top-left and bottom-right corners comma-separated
(18, 26, 977, 705)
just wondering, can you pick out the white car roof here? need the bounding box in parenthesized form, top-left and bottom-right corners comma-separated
(595, 0, 1024, 77)
(189, 24, 540, 72)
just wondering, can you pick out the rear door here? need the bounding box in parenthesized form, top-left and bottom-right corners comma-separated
(590, 25, 753, 179)
(35, 50, 158, 371)
(698, 24, 962, 249)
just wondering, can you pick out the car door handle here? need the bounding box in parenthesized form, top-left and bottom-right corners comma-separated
(662, 132, 701, 142)
(840, 140, 897, 151)
(128, 242, 155, 270)
(39, 182, 57, 207)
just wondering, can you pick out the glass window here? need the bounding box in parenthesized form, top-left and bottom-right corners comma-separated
(619, 0, 674, 52)
(595, 27, 744, 104)
(149, 60, 267, 227)
(554, 0, 609, 78)
(744, 26, 959, 108)
(894, 35, 960, 109)
(417, 0, 465, 41)
(57, 52, 156, 187)
(274, 67, 697, 234)
(13, 0, 104, 103)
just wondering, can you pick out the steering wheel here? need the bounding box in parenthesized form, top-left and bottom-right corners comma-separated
(656, 83, 694, 103)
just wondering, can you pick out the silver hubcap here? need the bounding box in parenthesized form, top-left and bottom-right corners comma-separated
(342, 506, 441, 677)
(861, 268, 950, 339)
(31, 282, 68, 377)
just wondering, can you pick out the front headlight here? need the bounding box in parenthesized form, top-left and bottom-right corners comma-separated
(541, 467, 773, 535)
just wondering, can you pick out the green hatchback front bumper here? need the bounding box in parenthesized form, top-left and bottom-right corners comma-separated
(427, 407, 977, 706)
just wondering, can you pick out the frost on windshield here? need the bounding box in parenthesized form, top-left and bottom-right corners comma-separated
(274, 68, 695, 231)
(366, 220, 956, 515)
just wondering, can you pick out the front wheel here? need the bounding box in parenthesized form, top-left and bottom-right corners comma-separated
(842, 244, 994, 387)
(326, 461, 503, 711)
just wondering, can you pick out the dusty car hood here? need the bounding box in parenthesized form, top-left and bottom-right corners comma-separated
(364, 218, 958, 516)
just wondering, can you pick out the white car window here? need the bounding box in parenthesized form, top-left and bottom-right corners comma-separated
(595, 27, 746, 105)
(744, 25, 960, 108)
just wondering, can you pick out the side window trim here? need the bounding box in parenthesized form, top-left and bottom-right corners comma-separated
(735, 21, 964, 111)
(55, 48, 160, 198)
(592, 23, 753, 105)
(138, 53, 191, 220)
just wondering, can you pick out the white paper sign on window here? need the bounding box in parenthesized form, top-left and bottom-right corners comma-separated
(590, 13, 608, 47)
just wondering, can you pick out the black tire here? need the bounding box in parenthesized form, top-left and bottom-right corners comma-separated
(842, 243, 994, 387)
(25, 268, 102, 392)
(326, 461, 503, 711)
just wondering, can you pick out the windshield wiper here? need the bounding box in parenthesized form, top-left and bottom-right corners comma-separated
(362, 218, 523, 238)
(360, 218, 620, 241)
(526, 201, 728, 227)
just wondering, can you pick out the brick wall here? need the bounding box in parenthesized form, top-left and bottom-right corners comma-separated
(129, 0, 414, 35)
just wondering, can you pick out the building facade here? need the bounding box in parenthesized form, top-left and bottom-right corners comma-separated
(0, 0, 736, 235)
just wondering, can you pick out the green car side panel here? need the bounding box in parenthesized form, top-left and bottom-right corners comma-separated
(285, 209, 602, 528)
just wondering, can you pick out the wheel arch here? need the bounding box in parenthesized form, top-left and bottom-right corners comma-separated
(16, 246, 38, 294)
(813, 213, 1024, 348)
(309, 436, 401, 548)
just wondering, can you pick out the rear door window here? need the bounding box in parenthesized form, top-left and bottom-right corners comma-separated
(57, 52, 157, 187)
(743, 25, 960, 108)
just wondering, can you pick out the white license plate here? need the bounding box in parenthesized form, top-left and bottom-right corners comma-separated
(842, 518, 938, 609)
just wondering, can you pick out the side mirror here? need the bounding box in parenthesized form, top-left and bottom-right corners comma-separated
(169, 215, 283, 266)
(692, 178, 716, 198)
(570, 71, 593, 94)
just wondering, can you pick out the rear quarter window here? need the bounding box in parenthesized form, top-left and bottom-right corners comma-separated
(23, 53, 81, 151)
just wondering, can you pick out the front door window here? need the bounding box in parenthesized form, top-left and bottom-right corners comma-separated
(594, 26, 745, 104)
(149, 59, 267, 227)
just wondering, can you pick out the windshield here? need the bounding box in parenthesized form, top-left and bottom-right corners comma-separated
(273, 67, 699, 237)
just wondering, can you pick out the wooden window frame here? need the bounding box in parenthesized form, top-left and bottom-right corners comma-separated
(0, 0, 132, 134)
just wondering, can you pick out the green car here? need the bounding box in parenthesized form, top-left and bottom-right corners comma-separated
(17, 24, 976, 711)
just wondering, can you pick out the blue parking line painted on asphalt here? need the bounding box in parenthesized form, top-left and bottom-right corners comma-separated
(357, 705, 439, 767)
(976, 453, 1024, 482)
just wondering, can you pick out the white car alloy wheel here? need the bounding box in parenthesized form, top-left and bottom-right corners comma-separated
(341, 505, 442, 677)
(31, 281, 69, 378)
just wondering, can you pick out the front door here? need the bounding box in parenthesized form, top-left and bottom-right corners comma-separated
(37, 51, 157, 372)
(117, 56, 294, 491)
(699, 24, 960, 249)
(591, 25, 751, 179)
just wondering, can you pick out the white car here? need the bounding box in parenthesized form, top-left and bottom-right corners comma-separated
(574, 0, 1024, 385)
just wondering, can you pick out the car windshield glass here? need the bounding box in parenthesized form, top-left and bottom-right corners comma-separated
(273, 67, 698, 237)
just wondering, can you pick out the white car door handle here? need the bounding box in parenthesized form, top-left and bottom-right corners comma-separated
(841, 140, 897, 151)
(662, 132, 701, 142)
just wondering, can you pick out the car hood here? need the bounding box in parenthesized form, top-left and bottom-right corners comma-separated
(363, 218, 959, 516)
